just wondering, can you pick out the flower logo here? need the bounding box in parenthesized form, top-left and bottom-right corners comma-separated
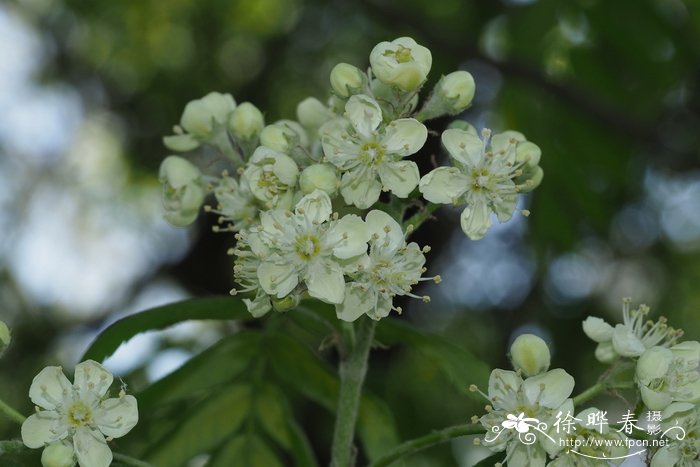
(502, 413, 540, 433)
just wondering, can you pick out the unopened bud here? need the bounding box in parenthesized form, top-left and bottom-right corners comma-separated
(180, 92, 236, 138)
(330, 63, 365, 98)
(260, 121, 308, 153)
(436, 71, 476, 113)
(300, 164, 338, 195)
(41, 442, 75, 467)
(297, 97, 334, 130)
(510, 334, 551, 377)
(229, 102, 264, 140)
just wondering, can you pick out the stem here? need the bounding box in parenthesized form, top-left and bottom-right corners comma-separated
(330, 317, 377, 467)
(572, 381, 634, 408)
(369, 424, 486, 467)
(0, 397, 26, 424)
(402, 203, 440, 233)
(113, 453, 154, 467)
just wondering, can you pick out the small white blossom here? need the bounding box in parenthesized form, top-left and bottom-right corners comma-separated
(232, 229, 273, 317)
(243, 146, 299, 210)
(336, 210, 434, 322)
(369, 37, 432, 91)
(253, 190, 370, 304)
(510, 334, 551, 377)
(21, 361, 138, 467)
(419, 127, 541, 240)
(479, 369, 574, 467)
(159, 155, 206, 227)
(211, 172, 259, 230)
(651, 402, 700, 466)
(320, 94, 427, 209)
(636, 341, 700, 410)
(163, 92, 237, 151)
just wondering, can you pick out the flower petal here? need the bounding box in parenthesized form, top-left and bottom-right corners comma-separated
(419, 167, 468, 204)
(73, 428, 112, 467)
(382, 119, 427, 155)
(441, 128, 483, 166)
(257, 262, 298, 298)
(640, 385, 673, 411)
(29, 366, 72, 410)
(328, 214, 370, 259)
(612, 324, 646, 357)
(74, 360, 113, 400)
(340, 172, 382, 209)
(651, 445, 682, 467)
(378, 161, 420, 198)
(582, 316, 614, 343)
(460, 201, 492, 240)
(243, 291, 272, 318)
(295, 190, 332, 224)
(523, 369, 574, 409)
(487, 369, 522, 411)
(636, 346, 673, 383)
(345, 95, 382, 139)
(94, 395, 139, 439)
(21, 411, 66, 448)
(305, 261, 345, 304)
(336, 284, 375, 322)
(365, 210, 404, 254)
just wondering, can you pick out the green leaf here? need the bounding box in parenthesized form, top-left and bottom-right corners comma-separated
(81, 297, 250, 362)
(207, 434, 283, 467)
(0, 440, 40, 467)
(138, 331, 260, 409)
(472, 451, 506, 467)
(286, 416, 320, 467)
(145, 384, 251, 467)
(376, 318, 490, 399)
(357, 395, 401, 462)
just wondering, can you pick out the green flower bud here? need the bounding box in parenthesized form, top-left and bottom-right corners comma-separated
(41, 442, 75, 467)
(300, 164, 338, 195)
(180, 92, 236, 138)
(594, 341, 618, 364)
(159, 156, 205, 227)
(229, 102, 264, 140)
(296, 97, 334, 130)
(330, 63, 365, 98)
(436, 71, 475, 113)
(0, 320, 10, 357)
(260, 120, 308, 154)
(510, 333, 551, 377)
(370, 37, 432, 91)
(272, 293, 302, 312)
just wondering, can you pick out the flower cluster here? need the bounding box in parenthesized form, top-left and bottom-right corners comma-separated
(156, 36, 544, 321)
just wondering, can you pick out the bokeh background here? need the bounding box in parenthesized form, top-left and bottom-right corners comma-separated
(1, 0, 700, 465)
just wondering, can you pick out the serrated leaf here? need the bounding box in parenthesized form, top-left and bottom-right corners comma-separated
(207, 434, 283, 467)
(145, 384, 251, 467)
(376, 318, 490, 399)
(82, 297, 250, 362)
(138, 331, 260, 409)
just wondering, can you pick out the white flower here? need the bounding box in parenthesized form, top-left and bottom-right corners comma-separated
(243, 146, 299, 210)
(419, 127, 540, 240)
(369, 37, 432, 91)
(583, 299, 683, 362)
(479, 369, 575, 467)
(651, 402, 700, 467)
(211, 172, 259, 230)
(636, 341, 700, 410)
(510, 334, 551, 377)
(159, 155, 206, 227)
(547, 407, 627, 467)
(254, 190, 370, 304)
(336, 210, 435, 322)
(21, 361, 138, 467)
(232, 230, 273, 317)
(320, 94, 427, 209)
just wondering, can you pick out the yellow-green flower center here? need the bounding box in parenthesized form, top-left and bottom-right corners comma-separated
(471, 168, 491, 191)
(384, 45, 413, 64)
(67, 401, 92, 427)
(360, 142, 385, 165)
(295, 234, 321, 260)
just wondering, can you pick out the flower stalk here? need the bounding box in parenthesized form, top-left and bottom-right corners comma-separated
(0, 397, 26, 425)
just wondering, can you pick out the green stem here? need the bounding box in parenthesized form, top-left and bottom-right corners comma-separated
(0, 397, 26, 424)
(402, 203, 440, 233)
(572, 381, 634, 408)
(330, 317, 377, 467)
(369, 423, 486, 467)
(113, 453, 154, 467)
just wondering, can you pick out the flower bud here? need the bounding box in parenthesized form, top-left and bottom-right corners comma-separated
(41, 442, 75, 467)
(436, 71, 476, 113)
(510, 333, 551, 377)
(594, 341, 618, 364)
(296, 97, 334, 130)
(272, 293, 302, 312)
(229, 102, 264, 140)
(300, 164, 338, 195)
(260, 120, 308, 154)
(0, 320, 10, 357)
(159, 156, 205, 227)
(582, 316, 614, 343)
(330, 63, 365, 98)
(370, 37, 432, 91)
(180, 92, 236, 138)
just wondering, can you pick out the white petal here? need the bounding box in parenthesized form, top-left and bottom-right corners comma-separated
(340, 172, 382, 209)
(21, 411, 66, 448)
(345, 95, 382, 139)
(460, 201, 492, 240)
(487, 369, 522, 411)
(328, 214, 370, 259)
(419, 167, 468, 204)
(336, 284, 375, 322)
(670, 340, 700, 366)
(243, 291, 272, 318)
(523, 369, 574, 409)
(365, 210, 404, 254)
(94, 395, 139, 439)
(640, 385, 673, 411)
(295, 190, 332, 224)
(163, 134, 199, 152)
(382, 119, 427, 155)
(636, 346, 673, 383)
(491, 130, 524, 161)
(367, 293, 393, 320)
(74, 361, 113, 400)
(257, 262, 299, 298)
(305, 261, 346, 304)
(492, 193, 517, 223)
(272, 154, 299, 186)
(378, 161, 420, 198)
(441, 128, 483, 166)
(73, 428, 112, 467)
(651, 445, 681, 467)
(582, 316, 614, 343)
(612, 324, 646, 357)
(29, 366, 72, 410)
